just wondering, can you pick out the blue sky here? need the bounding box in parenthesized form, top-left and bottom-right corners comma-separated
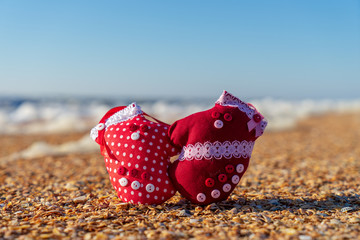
(0, 1, 359, 99)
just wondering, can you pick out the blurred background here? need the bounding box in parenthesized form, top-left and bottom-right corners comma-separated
(0, 0, 359, 135)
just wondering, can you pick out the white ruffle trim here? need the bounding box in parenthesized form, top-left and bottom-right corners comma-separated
(105, 103, 143, 128)
(90, 103, 142, 141)
(90, 127, 99, 141)
(216, 91, 267, 136)
(215, 91, 254, 118)
(178, 140, 255, 161)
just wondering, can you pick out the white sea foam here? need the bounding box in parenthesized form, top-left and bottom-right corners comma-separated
(1, 134, 98, 162)
(251, 98, 360, 130)
(1, 96, 360, 159)
(0, 97, 360, 135)
(0, 99, 110, 134)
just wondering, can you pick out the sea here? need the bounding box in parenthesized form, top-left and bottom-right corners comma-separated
(1, 95, 359, 159)
(1, 95, 360, 134)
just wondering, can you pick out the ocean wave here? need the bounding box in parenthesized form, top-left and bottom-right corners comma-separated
(0, 96, 359, 134)
(0, 134, 98, 162)
(252, 98, 360, 130)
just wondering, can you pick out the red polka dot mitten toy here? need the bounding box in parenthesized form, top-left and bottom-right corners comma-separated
(90, 103, 177, 205)
(168, 91, 267, 205)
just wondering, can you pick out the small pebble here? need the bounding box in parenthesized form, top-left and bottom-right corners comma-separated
(208, 203, 218, 210)
(330, 219, 342, 225)
(316, 213, 329, 217)
(229, 207, 238, 214)
(189, 219, 199, 223)
(72, 196, 87, 204)
(64, 182, 78, 191)
(341, 207, 355, 213)
(299, 235, 312, 240)
(269, 199, 280, 205)
(178, 209, 192, 217)
(232, 216, 244, 224)
(349, 217, 360, 223)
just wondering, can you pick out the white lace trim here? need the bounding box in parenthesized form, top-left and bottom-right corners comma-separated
(178, 140, 255, 161)
(105, 102, 143, 128)
(215, 91, 255, 119)
(90, 127, 98, 141)
(216, 91, 267, 136)
(90, 103, 143, 141)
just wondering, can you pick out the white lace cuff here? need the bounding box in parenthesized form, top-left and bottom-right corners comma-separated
(178, 140, 255, 161)
(215, 91, 255, 118)
(216, 91, 267, 137)
(90, 103, 143, 142)
(105, 103, 143, 128)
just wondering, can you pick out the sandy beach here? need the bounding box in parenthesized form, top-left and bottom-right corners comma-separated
(1, 113, 359, 239)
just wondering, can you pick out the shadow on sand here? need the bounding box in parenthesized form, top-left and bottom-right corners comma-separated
(169, 194, 360, 213)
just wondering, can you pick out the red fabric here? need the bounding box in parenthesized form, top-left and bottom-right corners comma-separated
(168, 103, 260, 205)
(91, 92, 266, 206)
(94, 106, 126, 146)
(94, 106, 177, 205)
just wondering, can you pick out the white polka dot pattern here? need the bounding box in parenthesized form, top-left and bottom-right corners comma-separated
(99, 103, 177, 205)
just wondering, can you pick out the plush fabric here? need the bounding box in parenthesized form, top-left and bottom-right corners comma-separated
(168, 91, 267, 205)
(91, 103, 177, 205)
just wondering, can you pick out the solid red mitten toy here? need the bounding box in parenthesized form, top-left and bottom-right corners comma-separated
(91, 103, 177, 204)
(168, 91, 267, 205)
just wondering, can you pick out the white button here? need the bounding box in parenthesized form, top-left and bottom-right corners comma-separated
(96, 123, 105, 130)
(131, 181, 140, 190)
(131, 132, 140, 140)
(232, 175, 240, 184)
(223, 184, 232, 192)
(119, 177, 128, 187)
(145, 183, 155, 193)
(236, 164, 244, 173)
(211, 189, 221, 199)
(214, 120, 224, 129)
(196, 193, 206, 202)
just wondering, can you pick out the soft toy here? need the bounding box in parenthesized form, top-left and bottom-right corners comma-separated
(90, 103, 177, 204)
(168, 91, 267, 205)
